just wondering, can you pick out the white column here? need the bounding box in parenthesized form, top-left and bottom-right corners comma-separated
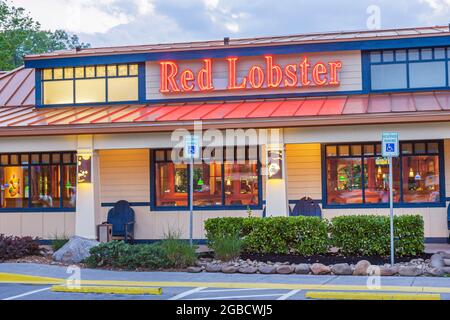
(264, 129, 289, 217)
(75, 135, 100, 239)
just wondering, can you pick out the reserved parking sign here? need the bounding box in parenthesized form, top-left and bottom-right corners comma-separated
(382, 132, 399, 158)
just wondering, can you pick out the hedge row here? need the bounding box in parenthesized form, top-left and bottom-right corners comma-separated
(204, 215, 424, 256)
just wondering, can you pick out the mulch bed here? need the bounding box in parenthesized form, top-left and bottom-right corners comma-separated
(240, 252, 432, 265)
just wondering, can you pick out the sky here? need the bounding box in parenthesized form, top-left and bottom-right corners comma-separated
(7, 0, 450, 48)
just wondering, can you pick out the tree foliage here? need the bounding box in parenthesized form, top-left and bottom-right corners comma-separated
(0, 0, 90, 71)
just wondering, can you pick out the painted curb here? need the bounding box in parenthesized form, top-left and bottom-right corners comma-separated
(305, 291, 441, 300)
(51, 285, 162, 295)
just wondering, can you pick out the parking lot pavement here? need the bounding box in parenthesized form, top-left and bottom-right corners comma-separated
(1, 263, 450, 300)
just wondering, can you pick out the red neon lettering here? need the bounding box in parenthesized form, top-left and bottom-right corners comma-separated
(227, 57, 247, 89)
(299, 57, 311, 86)
(328, 61, 343, 85)
(248, 66, 264, 89)
(284, 64, 298, 87)
(312, 62, 328, 86)
(160, 61, 180, 93)
(180, 69, 195, 91)
(265, 56, 282, 88)
(197, 59, 213, 91)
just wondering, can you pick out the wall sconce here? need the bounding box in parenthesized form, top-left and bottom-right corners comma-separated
(267, 149, 283, 180)
(77, 154, 91, 183)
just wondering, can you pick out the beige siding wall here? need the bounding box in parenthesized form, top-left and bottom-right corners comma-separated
(286, 143, 322, 201)
(0, 213, 75, 238)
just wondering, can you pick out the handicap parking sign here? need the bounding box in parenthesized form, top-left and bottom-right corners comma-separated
(184, 135, 200, 159)
(382, 132, 399, 157)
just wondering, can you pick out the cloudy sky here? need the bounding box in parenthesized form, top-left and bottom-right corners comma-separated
(8, 0, 450, 48)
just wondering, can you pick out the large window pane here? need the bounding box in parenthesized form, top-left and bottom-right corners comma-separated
(402, 155, 440, 203)
(224, 161, 258, 206)
(193, 163, 222, 206)
(371, 64, 407, 90)
(155, 163, 188, 207)
(75, 79, 106, 103)
(107, 77, 138, 102)
(62, 165, 76, 208)
(326, 158, 363, 205)
(409, 61, 446, 88)
(43, 80, 74, 105)
(30, 165, 60, 208)
(0, 166, 29, 208)
(364, 157, 400, 203)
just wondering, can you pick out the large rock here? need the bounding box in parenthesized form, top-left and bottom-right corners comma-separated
(258, 264, 277, 274)
(239, 266, 257, 274)
(276, 265, 294, 274)
(444, 259, 450, 267)
(379, 265, 399, 276)
(221, 265, 239, 273)
(205, 263, 223, 272)
(430, 254, 445, 269)
(353, 260, 371, 276)
(52, 236, 99, 264)
(398, 266, 423, 277)
(437, 251, 450, 259)
(295, 264, 311, 275)
(310, 263, 331, 275)
(331, 263, 353, 275)
(443, 267, 450, 275)
(187, 266, 203, 273)
(424, 267, 444, 277)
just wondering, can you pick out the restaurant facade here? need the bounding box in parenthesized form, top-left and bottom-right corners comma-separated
(0, 26, 449, 243)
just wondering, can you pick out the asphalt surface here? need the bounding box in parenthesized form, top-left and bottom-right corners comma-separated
(0, 263, 449, 300)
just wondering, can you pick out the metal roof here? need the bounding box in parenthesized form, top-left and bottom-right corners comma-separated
(0, 67, 35, 107)
(0, 92, 449, 136)
(24, 25, 450, 60)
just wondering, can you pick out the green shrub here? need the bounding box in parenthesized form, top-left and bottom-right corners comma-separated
(330, 215, 424, 256)
(0, 234, 44, 261)
(209, 233, 243, 261)
(50, 233, 69, 252)
(160, 230, 197, 268)
(205, 216, 330, 255)
(85, 241, 168, 269)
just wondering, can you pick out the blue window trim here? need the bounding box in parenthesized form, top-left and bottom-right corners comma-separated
(321, 140, 446, 209)
(367, 46, 450, 92)
(37, 63, 145, 108)
(149, 148, 263, 212)
(0, 151, 77, 212)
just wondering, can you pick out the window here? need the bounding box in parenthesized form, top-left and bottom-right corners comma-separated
(369, 47, 449, 91)
(0, 152, 77, 210)
(324, 141, 442, 206)
(152, 147, 260, 209)
(41, 63, 139, 105)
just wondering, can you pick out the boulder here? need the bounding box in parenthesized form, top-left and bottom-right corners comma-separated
(398, 266, 423, 277)
(437, 251, 450, 259)
(205, 263, 223, 272)
(443, 267, 450, 275)
(430, 254, 445, 269)
(258, 264, 277, 274)
(276, 265, 294, 274)
(295, 264, 311, 275)
(424, 267, 444, 277)
(239, 266, 257, 274)
(52, 236, 99, 264)
(310, 263, 331, 275)
(444, 259, 450, 267)
(379, 265, 399, 276)
(331, 263, 353, 275)
(222, 265, 239, 273)
(187, 266, 203, 273)
(353, 260, 371, 276)
(194, 260, 208, 268)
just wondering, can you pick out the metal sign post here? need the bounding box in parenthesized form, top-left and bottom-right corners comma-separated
(184, 135, 200, 247)
(382, 132, 399, 266)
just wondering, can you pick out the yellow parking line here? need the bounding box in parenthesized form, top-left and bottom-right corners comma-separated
(2, 272, 450, 295)
(51, 285, 162, 295)
(305, 291, 441, 300)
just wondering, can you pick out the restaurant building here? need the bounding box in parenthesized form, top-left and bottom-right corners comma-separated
(0, 26, 449, 243)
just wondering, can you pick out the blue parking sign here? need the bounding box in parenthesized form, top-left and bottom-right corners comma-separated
(382, 132, 399, 157)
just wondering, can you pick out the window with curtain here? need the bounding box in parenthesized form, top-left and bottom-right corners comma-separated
(153, 147, 260, 209)
(324, 141, 442, 206)
(0, 152, 77, 210)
